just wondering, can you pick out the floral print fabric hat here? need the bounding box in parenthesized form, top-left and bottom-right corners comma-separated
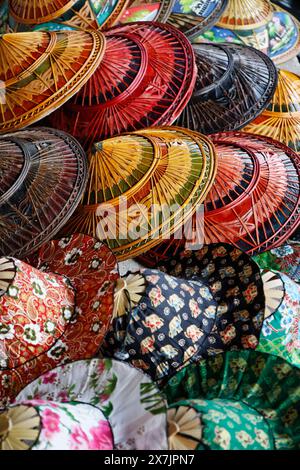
(15, 358, 168, 450)
(259, 271, 300, 368)
(102, 243, 265, 383)
(0, 233, 118, 406)
(164, 350, 300, 450)
(0, 401, 113, 450)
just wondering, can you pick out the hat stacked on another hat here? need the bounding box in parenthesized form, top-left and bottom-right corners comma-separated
(195, 0, 300, 64)
(0, 401, 114, 450)
(0, 128, 88, 258)
(164, 350, 300, 450)
(48, 22, 197, 149)
(0, 233, 118, 406)
(15, 358, 168, 450)
(0, 30, 106, 134)
(62, 127, 217, 260)
(244, 70, 300, 154)
(175, 42, 278, 134)
(101, 243, 265, 383)
(8, 0, 127, 31)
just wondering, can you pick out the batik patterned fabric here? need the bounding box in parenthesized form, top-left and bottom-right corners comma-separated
(0, 234, 118, 406)
(16, 358, 168, 450)
(164, 350, 300, 449)
(156, 244, 265, 352)
(1, 401, 113, 450)
(169, 398, 275, 450)
(254, 242, 300, 283)
(258, 272, 300, 367)
(103, 269, 217, 383)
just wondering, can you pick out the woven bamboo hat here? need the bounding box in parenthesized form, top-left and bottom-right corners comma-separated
(175, 42, 278, 135)
(0, 127, 88, 258)
(244, 70, 300, 154)
(120, 0, 174, 24)
(0, 30, 106, 134)
(196, 0, 300, 64)
(9, 0, 128, 31)
(0, 401, 114, 450)
(62, 127, 217, 260)
(48, 22, 196, 149)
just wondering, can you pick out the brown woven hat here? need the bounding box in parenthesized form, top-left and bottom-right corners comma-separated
(0, 127, 88, 258)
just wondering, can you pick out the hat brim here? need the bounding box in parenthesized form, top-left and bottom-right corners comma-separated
(15, 358, 168, 450)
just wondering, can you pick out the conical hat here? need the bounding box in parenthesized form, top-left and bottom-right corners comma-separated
(62, 128, 217, 260)
(164, 350, 300, 450)
(120, 0, 174, 24)
(244, 70, 300, 154)
(166, 0, 229, 39)
(48, 22, 197, 148)
(0, 128, 88, 258)
(175, 42, 278, 134)
(0, 401, 113, 450)
(0, 0, 8, 33)
(0, 30, 106, 133)
(205, 132, 300, 255)
(9, 0, 128, 31)
(16, 358, 168, 450)
(195, 1, 300, 64)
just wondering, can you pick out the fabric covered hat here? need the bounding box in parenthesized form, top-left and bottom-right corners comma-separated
(205, 132, 300, 255)
(9, 0, 127, 31)
(244, 70, 300, 154)
(63, 128, 217, 260)
(254, 241, 300, 283)
(0, 233, 118, 406)
(0, 30, 106, 134)
(48, 22, 197, 148)
(164, 350, 300, 450)
(175, 42, 278, 134)
(0, 127, 88, 258)
(195, 1, 300, 65)
(258, 270, 300, 367)
(0, 401, 113, 450)
(120, 0, 174, 24)
(15, 358, 168, 450)
(102, 243, 265, 383)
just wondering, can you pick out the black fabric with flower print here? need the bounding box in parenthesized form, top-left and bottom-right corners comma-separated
(156, 243, 265, 355)
(102, 268, 218, 384)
